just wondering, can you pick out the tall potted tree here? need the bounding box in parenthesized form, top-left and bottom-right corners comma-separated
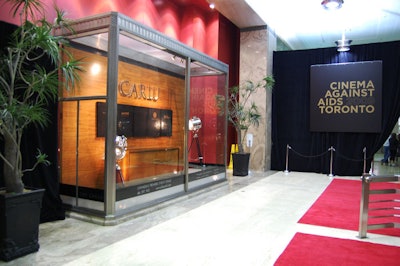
(217, 76, 275, 176)
(0, 0, 81, 261)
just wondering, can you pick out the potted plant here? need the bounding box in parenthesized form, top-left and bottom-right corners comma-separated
(216, 75, 275, 176)
(0, 0, 81, 261)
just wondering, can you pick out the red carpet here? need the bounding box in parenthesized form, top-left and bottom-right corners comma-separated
(298, 178, 400, 237)
(274, 233, 400, 266)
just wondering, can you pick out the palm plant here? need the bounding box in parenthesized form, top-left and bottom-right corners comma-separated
(216, 76, 275, 153)
(0, 0, 82, 193)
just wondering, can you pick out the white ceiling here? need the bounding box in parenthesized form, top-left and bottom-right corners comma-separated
(210, 0, 400, 50)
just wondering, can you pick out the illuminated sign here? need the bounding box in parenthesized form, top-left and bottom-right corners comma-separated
(118, 80, 160, 101)
(310, 61, 382, 132)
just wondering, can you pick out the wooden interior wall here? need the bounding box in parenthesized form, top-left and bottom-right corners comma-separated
(60, 47, 185, 189)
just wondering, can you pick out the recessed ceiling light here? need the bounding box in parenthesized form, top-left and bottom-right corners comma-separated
(335, 39, 352, 52)
(321, 0, 344, 10)
(209, 3, 215, 9)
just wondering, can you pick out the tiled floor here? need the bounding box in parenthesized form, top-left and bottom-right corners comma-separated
(3, 160, 400, 265)
(370, 153, 400, 175)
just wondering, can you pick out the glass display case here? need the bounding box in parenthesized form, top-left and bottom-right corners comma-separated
(56, 12, 228, 224)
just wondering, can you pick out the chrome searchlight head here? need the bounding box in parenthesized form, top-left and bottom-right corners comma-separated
(188, 116, 202, 132)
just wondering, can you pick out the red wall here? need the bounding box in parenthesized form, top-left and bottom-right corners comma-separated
(0, 0, 227, 57)
(218, 15, 240, 156)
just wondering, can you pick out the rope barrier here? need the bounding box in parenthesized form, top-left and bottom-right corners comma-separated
(284, 144, 375, 176)
(289, 147, 330, 158)
(335, 149, 374, 162)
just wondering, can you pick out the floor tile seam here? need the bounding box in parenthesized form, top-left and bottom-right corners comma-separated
(53, 173, 329, 262)
(59, 174, 281, 259)
(295, 223, 400, 247)
(51, 172, 281, 260)
(135, 176, 329, 235)
(75, 174, 310, 255)
(32, 181, 258, 265)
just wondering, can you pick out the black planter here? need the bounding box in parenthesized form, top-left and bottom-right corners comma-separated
(0, 188, 45, 261)
(232, 153, 250, 176)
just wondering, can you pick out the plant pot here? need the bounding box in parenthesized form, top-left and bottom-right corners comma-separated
(0, 188, 45, 262)
(232, 153, 250, 176)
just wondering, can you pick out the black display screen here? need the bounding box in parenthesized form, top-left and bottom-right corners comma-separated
(96, 102, 172, 137)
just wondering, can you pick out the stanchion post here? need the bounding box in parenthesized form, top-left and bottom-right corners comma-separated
(370, 155, 375, 175)
(358, 174, 370, 239)
(363, 147, 367, 174)
(328, 146, 335, 177)
(284, 144, 291, 174)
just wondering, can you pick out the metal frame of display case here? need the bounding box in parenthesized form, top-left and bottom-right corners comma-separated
(56, 12, 229, 224)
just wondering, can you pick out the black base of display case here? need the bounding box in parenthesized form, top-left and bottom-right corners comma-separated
(60, 165, 226, 202)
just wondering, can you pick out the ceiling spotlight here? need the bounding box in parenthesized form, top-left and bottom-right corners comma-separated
(335, 39, 352, 52)
(209, 3, 215, 9)
(321, 0, 344, 10)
